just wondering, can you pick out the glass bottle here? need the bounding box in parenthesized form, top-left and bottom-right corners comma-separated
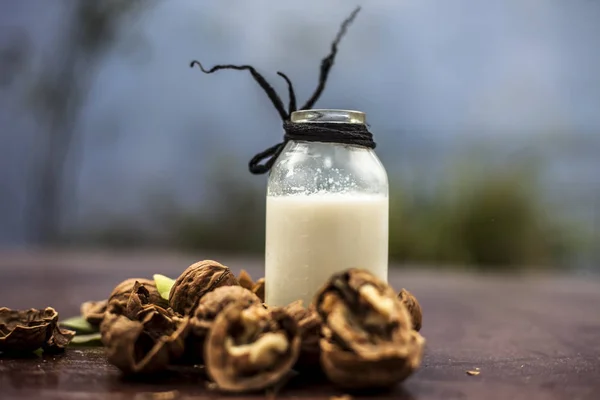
(265, 109, 389, 307)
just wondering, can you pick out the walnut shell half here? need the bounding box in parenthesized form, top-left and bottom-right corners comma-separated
(0, 307, 74, 353)
(101, 304, 188, 375)
(169, 260, 238, 316)
(315, 269, 425, 389)
(320, 328, 425, 389)
(205, 303, 300, 393)
(398, 289, 422, 331)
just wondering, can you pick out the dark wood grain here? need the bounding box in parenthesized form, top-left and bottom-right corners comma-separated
(1, 250, 599, 399)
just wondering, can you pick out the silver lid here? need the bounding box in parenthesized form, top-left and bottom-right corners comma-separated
(290, 109, 366, 124)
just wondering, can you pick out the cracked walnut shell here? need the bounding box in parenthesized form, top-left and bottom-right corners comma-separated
(109, 278, 167, 312)
(80, 300, 108, 327)
(0, 307, 74, 353)
(125, 281, 172, 321)
(398, 288, 422, 331)
(284, 300, 321, 370)
(236, 270, 265, 303)
(191, 286, 261, 344)
(169, 260, 238, 316)
(237, 269, 255, 291)
(181, 286, 261, 364)
(252, 278, 265, 303)
(101, 303, 188, 375)
(315, 269, 425, 389)
(205, 303, 300, 392)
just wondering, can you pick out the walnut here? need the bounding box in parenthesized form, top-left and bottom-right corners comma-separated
(109, 278, 167, 312)
(100, 301, 125, 338)
(252, 278, 265, 303)
(237, 269, 255, 291)
(177, 286, 260, 364)
(169, 260, 238, 316)
(205, 303, 300, 392)
(126, 281, 166, 321)
(0, 307, 74, 353)
(315, 269, 425, 389)
(398, 289, 422, 331)
(44, 324, 76, 353)
(235, 270, 266, 304)
(284, 300, 321, 371)
(81, 299, 108, 326)
(191, 286, 260, 342)
(101, 303, 189, 375)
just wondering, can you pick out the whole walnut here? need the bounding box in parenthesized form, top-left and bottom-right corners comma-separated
(169, 260, 238, 316)
(398, 288, 422, 331)
(205, 303, 301, 393)
(109, 278, 167, 312)
(315, 269, 425, 389)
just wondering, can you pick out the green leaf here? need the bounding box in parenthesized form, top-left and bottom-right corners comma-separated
(70, 333, 103, 346)
(59, 316, 97, 334)
(33, 348, 44, 356)
(154, 274, 175, 301)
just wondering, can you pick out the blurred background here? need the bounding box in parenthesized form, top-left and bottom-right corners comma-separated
(1, 0, 599, 274)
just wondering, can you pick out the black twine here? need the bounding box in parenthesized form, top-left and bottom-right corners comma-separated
(190, 6, 375, 174)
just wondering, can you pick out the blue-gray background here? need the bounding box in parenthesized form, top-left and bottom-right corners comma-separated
(1, 0, 599, 272)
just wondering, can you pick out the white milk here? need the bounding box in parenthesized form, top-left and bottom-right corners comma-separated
(265, 193, 389, 307)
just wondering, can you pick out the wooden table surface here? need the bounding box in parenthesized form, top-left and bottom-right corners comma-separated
(0, 250, 599, 400)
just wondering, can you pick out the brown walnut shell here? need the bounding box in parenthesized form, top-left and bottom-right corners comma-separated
(100, 301, 125, 338)
(100, 303, 188, 375)
(320, 328, 425, 389)
(284, 300, 322, 370)
(205, 303, 301, 393)
(252, 278, 265, 303)
(237, 269, 255, 291)
(191, 286, 261, 343)
(179, 286, 260, 364)
(81, 299, 108, 326)
(169, 260, 238, 316)
(398, 288, 422, 331)
(125, 281, 170, 321)
(109, 278, 167, 311)
(0, 307, 74, 353)
(315, 269, 425, 389)
(45, 324, 77, 353)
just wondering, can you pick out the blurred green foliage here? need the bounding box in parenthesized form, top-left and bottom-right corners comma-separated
(168, 160, 266, 254)
(86, 162, 580, 270)
(389, 165, 577, 270)
(169, 184, 265, 255)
